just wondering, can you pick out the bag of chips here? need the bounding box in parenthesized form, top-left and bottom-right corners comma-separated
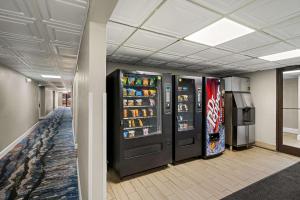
(149, 77, 156, 86)
(135, 78, 142, 86)
(143, 78, 149, 86)
(128, 77, 135, 86)
(136, 90, 143, 96)
(121, 77, 128, 85)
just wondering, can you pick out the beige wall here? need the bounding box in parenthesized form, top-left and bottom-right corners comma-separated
(45, 89, 54, 115)
(0, 65, 39, 151)
(107, 62, 207, 76)
(283, 78, 298, 129)
(244, 69, 277, 146)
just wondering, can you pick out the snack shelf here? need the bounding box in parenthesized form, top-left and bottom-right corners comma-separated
(123, 105, 155, 108)
(123, 125, 154, 130)
(123, 85, 157, 88)
(123, 116, 156, 120)
(178, 127, 194, 132)
(123, 96, 156, 98)
(123, 132, 161, 140)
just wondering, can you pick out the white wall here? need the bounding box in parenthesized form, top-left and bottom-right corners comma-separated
(107, 62, 207, 76)
(0, 65, 39, 151)
(245, 69, 277, 146)
(45, 89, 54, 115)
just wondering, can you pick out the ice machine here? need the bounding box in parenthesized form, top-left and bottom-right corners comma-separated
(107, 70, 172, 178)
(224, 77, 255, 148)
(172, 76, 202, 163)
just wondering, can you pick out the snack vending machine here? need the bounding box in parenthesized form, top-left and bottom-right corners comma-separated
(173, 76, 202, 163)
(107, 70, 172, 178)
(202, 77, 225, 157)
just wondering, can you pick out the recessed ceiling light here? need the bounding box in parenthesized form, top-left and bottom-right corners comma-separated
(41, 75, 61, 79)
(283, 70, 300, 74)
(185, 18, 255, 46)
(259, 49, 300, 61)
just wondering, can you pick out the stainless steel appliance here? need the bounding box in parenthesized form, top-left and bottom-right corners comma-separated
(224, 77, 255, 148)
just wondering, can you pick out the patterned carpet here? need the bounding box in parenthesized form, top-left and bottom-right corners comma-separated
(0, 108, 79, 200)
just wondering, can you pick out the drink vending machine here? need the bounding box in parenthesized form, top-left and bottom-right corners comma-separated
(202, 77, 225, 157)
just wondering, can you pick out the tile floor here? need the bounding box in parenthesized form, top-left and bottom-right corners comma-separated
(107, 147, 300, 200)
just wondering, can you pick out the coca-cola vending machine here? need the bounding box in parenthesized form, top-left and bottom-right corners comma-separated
(203, 77, 225, 157)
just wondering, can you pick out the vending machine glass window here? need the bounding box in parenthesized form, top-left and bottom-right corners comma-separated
(121, 73, 162, 139)
(176, 78, 195, 132)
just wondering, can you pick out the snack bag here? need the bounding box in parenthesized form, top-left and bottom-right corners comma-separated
(149, 90, 156, 96)
(123, 88, 127, 96)
(128, 89, 136, 96)
(138, 119, 143, 127)
(132, 119, 136, 127)
(135, 99, 142, 106)
(123, 131, 128, 138)
(149, 99, 155, 106)
(148, 108, 154, 116)
(143, 90, 149, 96)
(135, 78, 142, 86)
(123, 109, 128, 118)
(134, 109, 139, 117)
(123, 99, 127, 106)
(143, 128, 149, 135)
(143, 78, 149, 86)
(130, 110, 135, 117)
(136, 90, 143, 96)
(142, 109, 147, 117)
(128, 120, 132, 128)
(149, 77, 156, 86)
(128, 77, 135, 86)
(129, 130, 135, 138)
(128, 100, 134, 106)
(121, 77, 128, 86)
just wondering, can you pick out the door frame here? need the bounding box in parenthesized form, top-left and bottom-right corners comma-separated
(276, 65, 300, 157)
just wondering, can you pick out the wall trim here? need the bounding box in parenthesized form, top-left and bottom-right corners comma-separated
(0, 121, 39, 159)
(88, 92, 93, 200)
(77, 158, 82, 200)
(283, 127, 299, 135)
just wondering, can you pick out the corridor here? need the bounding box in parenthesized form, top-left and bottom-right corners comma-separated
(0, 108, 79, 199)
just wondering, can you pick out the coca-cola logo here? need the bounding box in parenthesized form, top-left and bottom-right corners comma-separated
(207, 86, 221, 129)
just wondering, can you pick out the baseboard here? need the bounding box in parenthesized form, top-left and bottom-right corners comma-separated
(0, 121, 39, 159)
(283, 127, 299, 135)
(254, 141, 276, 151)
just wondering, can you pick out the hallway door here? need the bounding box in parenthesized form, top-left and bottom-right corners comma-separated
(277, 67, 300, 157)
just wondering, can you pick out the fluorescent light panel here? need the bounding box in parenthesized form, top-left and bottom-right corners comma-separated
(283, 70, 300, 74)
(185, 18, 255, 46)
(41, 75, 61, 79)
(259, 49, 300, 61)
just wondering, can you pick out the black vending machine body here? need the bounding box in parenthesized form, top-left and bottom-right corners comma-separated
(173, 75, 202, 163)
(202, 77, 225, 158)
(107, 69, 172, 178)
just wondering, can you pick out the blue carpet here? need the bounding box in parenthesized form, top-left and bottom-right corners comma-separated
(0, 108, 79, 200)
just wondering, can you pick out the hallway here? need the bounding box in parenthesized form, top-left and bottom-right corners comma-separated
(0, 108, 79, 199)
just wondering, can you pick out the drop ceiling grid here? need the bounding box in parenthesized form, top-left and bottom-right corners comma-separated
(0, 0, 88, 88)
(108, 0, 300, 74)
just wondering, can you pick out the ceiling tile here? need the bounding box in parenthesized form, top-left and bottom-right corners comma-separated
(263, 16, 300, 39)
(124, 29, 177, 51)
(185, 65, 210, 70)
(217, 32, 278, 53)
(114, 46, 153, 58)
(107, 43, 118, 55)
(188, 48, 232, 60)
(160, 40, 208, 56)
(110, 0, 163, 27)
(109, 54, 140, 64)
(107, 22, 136, 45)
(166, 62, 187, 68)
(242, 42, 296, 57)
(276, 56, 300, 65)
(142, 0, 221, 37)
(214, 53, 251, 64)
(230, 0, 300, 29)
(230, 58, 267, 67)
(149, 52, 181, 62)
(286, 36, 300, 48)
(191, 0, 253, 14)
(179, 57, 205, 66)
(140, 58, 166, 66)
